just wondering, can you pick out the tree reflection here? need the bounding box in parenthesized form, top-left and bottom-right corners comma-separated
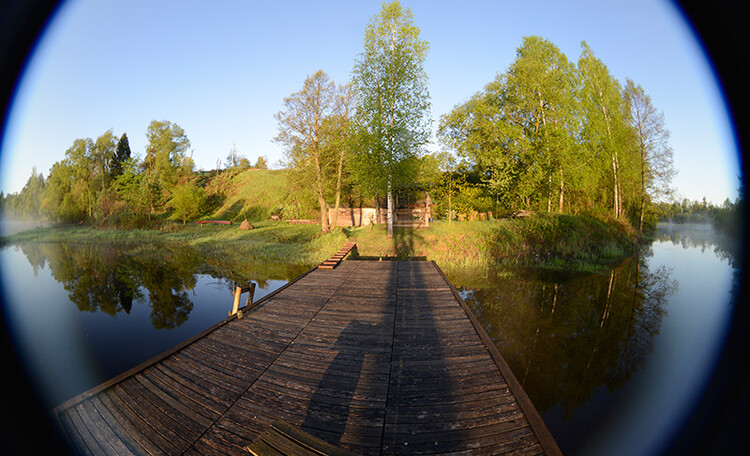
(460, 251, 677, 416)
(18, 242, 201, 329)
(16, 240, 314, 330)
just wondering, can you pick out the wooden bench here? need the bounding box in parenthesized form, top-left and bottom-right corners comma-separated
(195, 220, 233, 225)
(246, 420, 361, 456)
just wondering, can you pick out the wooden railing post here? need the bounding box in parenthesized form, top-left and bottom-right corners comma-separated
(245, 283, 256, 308)
(230, 282, 257, 317)
(230, 285, 242, 316)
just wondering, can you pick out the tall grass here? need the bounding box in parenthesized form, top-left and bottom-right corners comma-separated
(346, 214, 638, 273)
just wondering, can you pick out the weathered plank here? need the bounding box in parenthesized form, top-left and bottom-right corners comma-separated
(53, 258, 560, 456)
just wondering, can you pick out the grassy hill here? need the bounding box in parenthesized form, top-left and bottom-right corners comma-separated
(199, 168, 316, 222)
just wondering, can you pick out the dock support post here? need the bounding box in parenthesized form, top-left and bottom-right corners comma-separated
(230, 285, 242, 316)
(230, 282, 257, 317)
(245, 283, 256, 308)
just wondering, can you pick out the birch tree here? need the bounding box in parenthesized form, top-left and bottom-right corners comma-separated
(352, 0, 431, 238)
(578, 42, 630, 219)
(623, 79, 676, 232)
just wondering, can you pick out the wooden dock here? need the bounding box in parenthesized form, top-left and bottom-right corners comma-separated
(53, 260, 561, 456)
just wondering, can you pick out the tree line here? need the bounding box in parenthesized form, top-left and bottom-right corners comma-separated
(3, 1, 682, 236)
(438, 37, 676, 233)
(1, 120, 268, 227)
(274, 3, 677, 236)
(653, 181, 745, 236)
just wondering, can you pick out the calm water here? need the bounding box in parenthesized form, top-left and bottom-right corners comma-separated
(0, 223, 740, 455)
(457, 223, 740, 456)
(0, 241, 302, 408)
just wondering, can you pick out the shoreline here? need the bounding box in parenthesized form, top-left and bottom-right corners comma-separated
(0, 214, 641, 282)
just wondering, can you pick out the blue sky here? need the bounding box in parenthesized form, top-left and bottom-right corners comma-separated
(0, 0, 740, 204)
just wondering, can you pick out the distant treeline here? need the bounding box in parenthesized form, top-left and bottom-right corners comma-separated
(0, 120, 269, 228)
(654, 186, 745, 236)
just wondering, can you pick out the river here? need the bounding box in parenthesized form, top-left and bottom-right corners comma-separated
(0, 222, 741, 455)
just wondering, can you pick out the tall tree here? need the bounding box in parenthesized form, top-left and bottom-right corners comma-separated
(497, 36, 580, 212)
(275, 70, 340, 231)
(110, 133, 131, 178)
(64, 137, 97, 217)
(623, 79, 676, 232)
(10, 167, 46, 219)
(41, 161, 81, 221)
(170, 180, 206, 225)
(328, 83, 356, 229)
(352, 0, 431, 238)
(433, 150, 464, 223)
(143, 120, 191, 189)
(578, 42, 631, 219)
(92, 129, 117, 193)
(439, 37, 581, 213)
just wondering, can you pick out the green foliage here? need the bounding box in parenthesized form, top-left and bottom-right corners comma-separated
(254, 156, 268, 169)
(143, 120, 191, 189)
(4, 167, 46, 219)
(345, 215, 638, 273)
(169, 181, 206, 225)
(110, 133, 131, 178)
(351, 0, 431, 236)
(437, 36, 674, 230)
(275, 70, 348, 231)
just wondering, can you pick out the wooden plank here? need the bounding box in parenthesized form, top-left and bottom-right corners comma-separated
(431, 261, 563, 456)
(138, 369, 220, 425)
(247, 438, 286, 456)
(189, 424, 254, 456)
(64, 404, 107, 456)
(54, 259, 558, 456)
(270, 420, 362, 456)
(53, 263, 321, 416)
(111, 383, 193, 451)
(256, 428, 323, 456)
(103, 388, 183, 455)
(96, 390, 165, 456)
(79, 398, 136, 456)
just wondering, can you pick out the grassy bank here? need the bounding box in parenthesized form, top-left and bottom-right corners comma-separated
(346, 214, 639, 276)
(2, 213, 639, 282)
(2, 222, 346, 270)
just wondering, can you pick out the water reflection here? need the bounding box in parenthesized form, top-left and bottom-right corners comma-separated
(2, 240, 308, 407)
(13, 241, 312, 329)
(19, 242, 200, 329)
(459, 253, 677, 416)
(454, 223, 740, 455)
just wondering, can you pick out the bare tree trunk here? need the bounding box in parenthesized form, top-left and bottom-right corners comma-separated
(387, 175, 394, 238)
(612, 153, 620, 218)
(558, 168, 565, 213)
(448, 176, 452, 224)
(318, 195, 329, 232)
(639, 141, 647, 233)
(601, 95, 622, 219)
(547, 174, 552, 212)
(313, 153, 329, 232)
(375, 193, 381, 224)
(332, 148, 345, 230)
